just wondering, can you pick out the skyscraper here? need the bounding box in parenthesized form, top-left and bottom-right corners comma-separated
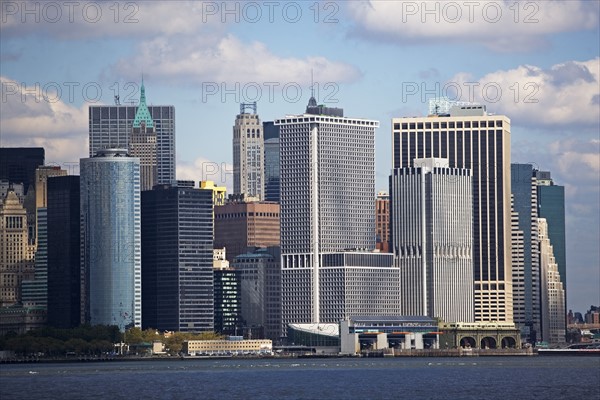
(263, 121, 280, 203)
(80, 149, 141, 330)
(129, 79, 158, 191)
(277, 97, 400, 326)
(233, 247, 282, 340)
(141, 182, 214, 332)
(375, 191, 390, 253)
(0, 147, 44, 194)
(392, 105, 513, 322)
(0, 190, 35, 307)
(213, 248, 242, 336)
(538, 218, 566, 344)
(88, 83, 175, 186)
(46, 176, 81, 328)
(0, 147, 44, 244)
(214, 201, 280, 263)
(22, 166, 68, 308)
(390, 158, 474, 323)
(511, 164, 540, 342)
(534, 170, 566, 307)
(233, 102, 264, 201)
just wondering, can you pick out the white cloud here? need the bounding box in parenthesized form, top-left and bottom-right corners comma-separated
(345, 0, 599, 51)
(0, 76, 89, 165)
(112, 33, 361, 87)
(177, 157, 233, 193)
(2, 1, 360, 87)
(0, 1, 223, 39)
(550, 138, 600, 183)
(447, 58, 600, 126)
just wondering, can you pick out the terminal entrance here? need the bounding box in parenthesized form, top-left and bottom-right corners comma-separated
(459, 336, 476, 348)
(501, 337, 517, 348)
(481, 336, 497, 349)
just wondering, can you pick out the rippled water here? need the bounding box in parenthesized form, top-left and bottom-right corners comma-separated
(1, 356, 599, 399)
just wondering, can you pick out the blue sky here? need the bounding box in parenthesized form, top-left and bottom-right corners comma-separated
(1, 1, 599, 314)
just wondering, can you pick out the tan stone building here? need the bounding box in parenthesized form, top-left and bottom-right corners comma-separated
(183, 338, 272, 355)
(0, 191, 35, 307)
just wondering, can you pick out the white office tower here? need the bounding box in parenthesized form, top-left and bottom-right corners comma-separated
(233, 102, 264, 201)
(277, 97, 400, 326)
(391, 158, 474, 323)
(538, 218, 566, 344)
(392, 104, 513, 322)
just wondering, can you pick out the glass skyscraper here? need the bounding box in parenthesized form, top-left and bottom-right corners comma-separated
(80, 149, 141, 331)
(511, 163, 541, 342)
(47, 176, 81, 329)
(263, 121, 280, 203)
(141, 183, 214, 332)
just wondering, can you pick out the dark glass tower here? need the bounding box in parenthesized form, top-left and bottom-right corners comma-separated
(213, 267, 242, 336)
(511, 164, 540, 342)
(141, 183, 214, 332)
(263, 121, 280, 203)
(46, 176, 81, 328)
(0, 147, 44, 193)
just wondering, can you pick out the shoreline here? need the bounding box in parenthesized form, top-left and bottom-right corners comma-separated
(0, 349, 542, 364)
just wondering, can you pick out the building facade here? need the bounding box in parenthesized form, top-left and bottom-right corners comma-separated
(0, 191, 35, 307)
(392, 105, 513, 322)
(46, 176, 81, 329)
(375, 191, 390, 252)
(538, 218, 566, 344)
(277, 101, 401, 326)
(200, 181, 227, 206)
(233, 103, 264, 200)
(233, 248, 282, 341)
(214, 201, 280, 262)
(0, 148, 44, 195)
(129, 80, 158, 191)
(213, 265, 242, 337)
(390, 158, 474, 323)
(534, 170, 566, 308)
(21, 166, 68, 309)
(0, 147, 44, 245)
(141, 183, 214, 332)
(88, 87, 175, 186)
(80, 149, 141, 330)
(511, 164, 541, 342)
(263, 121, 281, 203)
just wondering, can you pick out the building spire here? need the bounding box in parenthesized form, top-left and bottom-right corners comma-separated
(132, 75, 154, 129)
(307, 69, 317, 109)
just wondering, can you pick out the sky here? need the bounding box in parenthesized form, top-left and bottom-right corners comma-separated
(1, 0, 598, 314)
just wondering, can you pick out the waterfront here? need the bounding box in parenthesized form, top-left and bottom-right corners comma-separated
(1, 356, 598, 399)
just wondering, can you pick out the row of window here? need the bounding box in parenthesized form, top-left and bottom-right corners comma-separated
(395, 120, 503, 130)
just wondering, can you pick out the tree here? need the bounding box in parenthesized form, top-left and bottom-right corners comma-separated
(65, 338, 90, 355)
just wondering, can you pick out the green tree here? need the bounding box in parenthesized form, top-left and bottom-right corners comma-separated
(65, 338, 90, 354)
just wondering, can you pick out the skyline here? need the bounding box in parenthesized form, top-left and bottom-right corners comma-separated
(1, 1, 598, 313)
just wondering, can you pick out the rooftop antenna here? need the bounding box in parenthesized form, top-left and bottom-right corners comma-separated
(240, 101, 257, 115)
(311, 69, 315, 100)
(114, 95, 120, 105)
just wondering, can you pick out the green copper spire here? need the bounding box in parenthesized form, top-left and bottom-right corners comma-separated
(132, 76, 154, 129)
